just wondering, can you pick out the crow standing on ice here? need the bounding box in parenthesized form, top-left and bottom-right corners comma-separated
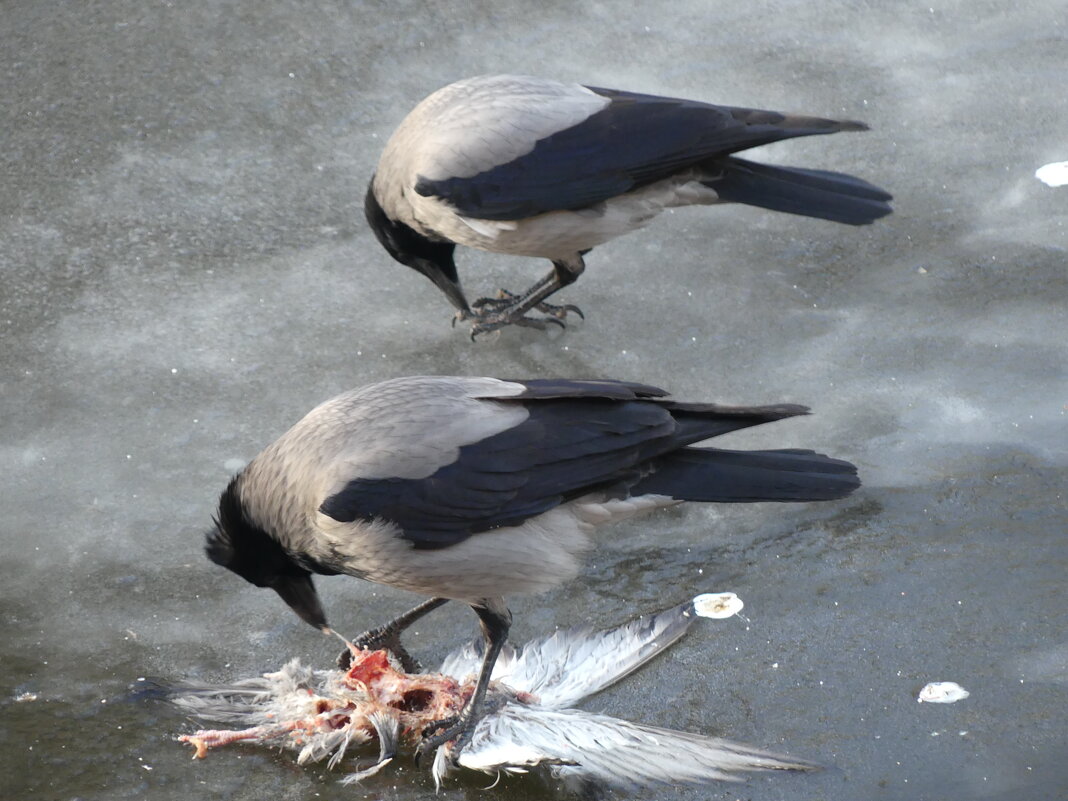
(204, 376, 860, 764)
(365, 74, 892, 335)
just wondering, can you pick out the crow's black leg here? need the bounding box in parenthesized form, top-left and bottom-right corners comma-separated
(414, 598, 512, 767)
(460, 254, 586, 337)
(337, 597, 450, 672)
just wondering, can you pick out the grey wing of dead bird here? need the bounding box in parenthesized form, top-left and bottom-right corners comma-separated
(169, 659, 318, 725)
(438, 597, 701, 709)
(454, 705, 818, 790)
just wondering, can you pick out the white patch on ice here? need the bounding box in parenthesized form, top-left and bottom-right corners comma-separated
(1035, 161, 1068, 187)
(918, 681, 970, 703)
(1008, 642, 1068, 684)
(692, 592, 744, 619)
(223, 458, 247, 473)
(935, 396, 983, 424)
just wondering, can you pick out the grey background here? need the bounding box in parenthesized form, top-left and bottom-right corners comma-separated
(2, 1, 1066, 799)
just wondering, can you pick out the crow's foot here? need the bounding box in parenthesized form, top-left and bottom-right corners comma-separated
(336, 627, 421, 673)
(454, 289, 583, 339)
(414, 713, 474, 768)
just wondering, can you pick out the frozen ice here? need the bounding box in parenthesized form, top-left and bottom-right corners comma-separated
(3, 1, 1067, 800)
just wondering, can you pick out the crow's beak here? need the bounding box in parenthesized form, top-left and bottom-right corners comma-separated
(270, 573, 330, 632)
(412, 257, 470, 314)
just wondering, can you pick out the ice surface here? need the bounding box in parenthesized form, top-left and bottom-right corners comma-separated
(2, 2, 1067, 800)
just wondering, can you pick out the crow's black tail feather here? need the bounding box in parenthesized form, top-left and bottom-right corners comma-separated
(634, 447, 860, 503)
(708, 157, 892, 225)
(658, 402, 810, 449)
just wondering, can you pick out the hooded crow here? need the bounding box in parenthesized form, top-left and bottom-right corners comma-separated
(205, 376, 860, 764)
(365, 74, 893, 336)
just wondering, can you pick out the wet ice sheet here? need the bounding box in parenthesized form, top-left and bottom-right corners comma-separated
(173, 595, 814, 792)
(4, 0, 1068, 800)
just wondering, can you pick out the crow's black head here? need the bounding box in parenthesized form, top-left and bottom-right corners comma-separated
(206, 476, 329, 631)
(363, 179, 469, 313)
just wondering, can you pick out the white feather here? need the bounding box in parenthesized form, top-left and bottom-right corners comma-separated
(457, 706, 814, 789)
(440, 596, 700, 708)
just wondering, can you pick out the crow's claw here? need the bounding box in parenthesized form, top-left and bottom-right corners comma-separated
(336, 629, 421, 673)
(414, 714, 473, 769)
(462, 288, 581, 338)
(544, 301, 584, 320)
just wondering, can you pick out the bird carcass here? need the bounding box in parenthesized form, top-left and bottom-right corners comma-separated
(174, 593, 816, 792)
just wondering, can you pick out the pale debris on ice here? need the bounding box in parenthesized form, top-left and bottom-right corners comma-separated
(1035, 161, 1068, 187)
(918, 681, 970, 703)
(692, 592, 744, 619)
